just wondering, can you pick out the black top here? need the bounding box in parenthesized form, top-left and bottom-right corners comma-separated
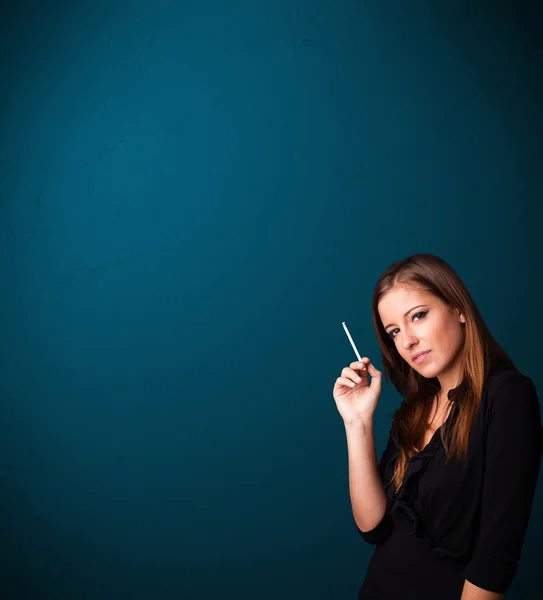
(356, 361, 543, 598)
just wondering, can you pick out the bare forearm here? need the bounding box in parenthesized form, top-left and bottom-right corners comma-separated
(460, 579, 505, 600)
(345, 420, 388, 532)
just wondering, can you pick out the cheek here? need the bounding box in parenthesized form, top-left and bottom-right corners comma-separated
(440, 320, 463, 347)
(425, 315, 448, 338)
(416, 320, 436, 341)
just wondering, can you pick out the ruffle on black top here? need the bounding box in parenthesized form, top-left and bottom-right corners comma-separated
(382, 397, 465, 560)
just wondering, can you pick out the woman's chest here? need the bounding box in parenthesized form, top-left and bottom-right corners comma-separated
(415, 414, 487, 509)
(419, 401, 454, 451)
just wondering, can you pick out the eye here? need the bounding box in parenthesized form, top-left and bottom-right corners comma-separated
(388, 311, 427, 340)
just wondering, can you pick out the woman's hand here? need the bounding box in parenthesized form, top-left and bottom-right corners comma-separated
(333, 358, 382, 426)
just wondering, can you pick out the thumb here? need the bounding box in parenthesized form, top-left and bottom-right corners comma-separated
(367, 361, 381, 377)
(367, 362, 382, 391)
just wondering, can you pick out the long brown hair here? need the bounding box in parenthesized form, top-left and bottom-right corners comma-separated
(372, 253, 516, 495)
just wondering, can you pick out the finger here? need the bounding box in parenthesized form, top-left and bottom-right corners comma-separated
(342, 367, 363, 382)
(366, 361, 381, 376)
(337, 376, 357, 388)
(350, 358, 369, 370)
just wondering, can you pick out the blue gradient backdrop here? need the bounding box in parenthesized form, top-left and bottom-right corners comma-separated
(1, 1, 542, 598)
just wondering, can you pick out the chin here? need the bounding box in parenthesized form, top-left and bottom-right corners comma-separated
(412, 363, 438, 378)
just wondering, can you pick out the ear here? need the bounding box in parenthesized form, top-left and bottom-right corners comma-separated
(454, 307, 466, 323)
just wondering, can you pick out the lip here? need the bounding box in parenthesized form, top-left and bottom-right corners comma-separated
(412, 350, 431, 363)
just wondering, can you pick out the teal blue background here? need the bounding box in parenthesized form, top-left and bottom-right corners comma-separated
(1, 1, 541, 598)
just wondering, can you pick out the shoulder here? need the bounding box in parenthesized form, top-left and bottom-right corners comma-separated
(485, 367, 537, 407)
(484, 367, 541, 432)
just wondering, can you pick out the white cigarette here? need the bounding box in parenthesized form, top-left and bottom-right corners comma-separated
(342, 321, 362, 362)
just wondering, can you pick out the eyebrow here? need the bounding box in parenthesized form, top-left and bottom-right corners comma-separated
(384, 305, 428, 331)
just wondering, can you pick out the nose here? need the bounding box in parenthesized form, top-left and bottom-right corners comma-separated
(401, 331, 418, 350)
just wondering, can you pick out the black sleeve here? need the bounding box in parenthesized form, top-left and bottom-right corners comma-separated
(356, 424, 396, 545)
(463, 374, 543, 593)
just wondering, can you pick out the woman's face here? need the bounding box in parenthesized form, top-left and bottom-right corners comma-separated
(377, 283, 466, 379)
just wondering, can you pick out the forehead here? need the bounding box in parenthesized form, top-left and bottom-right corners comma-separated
(377, 285, 436, 318)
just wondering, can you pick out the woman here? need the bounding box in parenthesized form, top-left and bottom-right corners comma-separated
(333, 253, 542, 600)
